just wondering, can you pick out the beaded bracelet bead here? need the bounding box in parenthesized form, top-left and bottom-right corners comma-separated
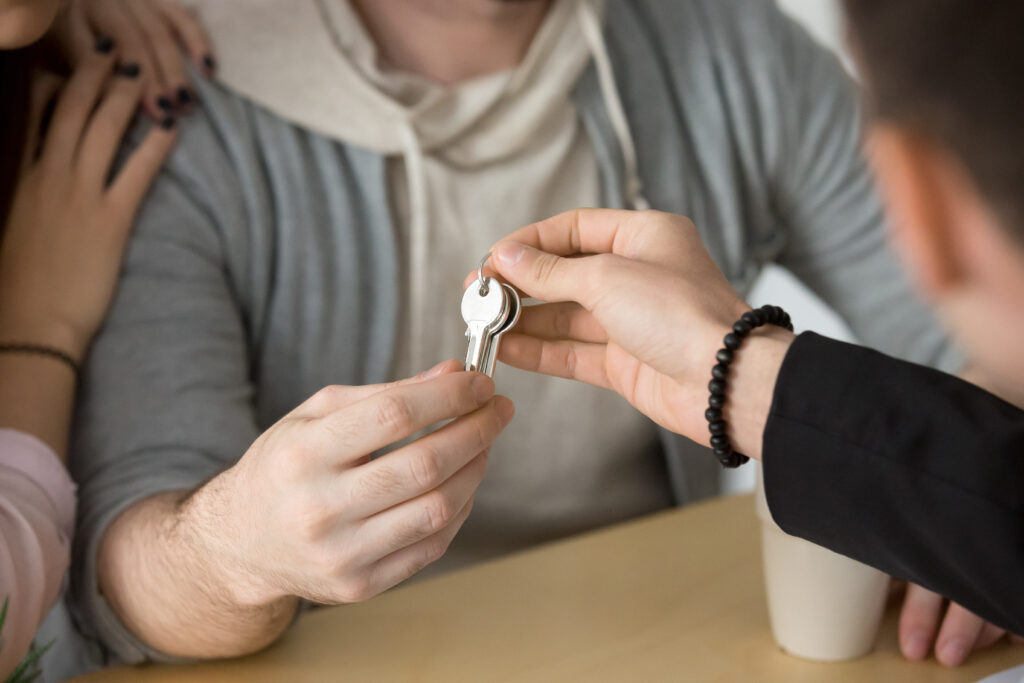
(706, 304, 794, 468)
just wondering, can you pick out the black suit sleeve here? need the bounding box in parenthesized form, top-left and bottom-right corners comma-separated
(762, 332, 1024, 635)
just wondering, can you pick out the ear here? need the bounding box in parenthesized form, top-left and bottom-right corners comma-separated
(866, 125, 963, 298)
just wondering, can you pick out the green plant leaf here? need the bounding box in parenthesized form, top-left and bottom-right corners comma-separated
(5, 639, 53, 683)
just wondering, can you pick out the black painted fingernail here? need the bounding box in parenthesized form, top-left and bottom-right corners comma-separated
(117, 62, 141, 78)
(159, 116, 176, 130)
(94, 36, 115, 54)
(203, 55, 216, 72)
(177, 87, 193, 105)
(157, 96, 174, 111)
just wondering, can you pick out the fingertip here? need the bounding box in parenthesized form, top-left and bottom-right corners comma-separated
(470, 373, 495, 404)
(494, 240, 527, 268)
(494, 395, 515, 425)
(420, 359, 462, 379)
(900, 631, 930, 661)
(936, 637, 969, 668)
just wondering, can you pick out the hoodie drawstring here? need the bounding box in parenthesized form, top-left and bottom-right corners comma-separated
(399, 121, 433, 373)
(576, 0, 651, 211)
(402, 0, 648, 373)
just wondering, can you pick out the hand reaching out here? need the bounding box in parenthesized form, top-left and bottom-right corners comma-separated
(481, 208, 793, 455)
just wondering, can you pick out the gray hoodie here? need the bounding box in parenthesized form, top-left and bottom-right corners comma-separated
(60, 0, 960, 670)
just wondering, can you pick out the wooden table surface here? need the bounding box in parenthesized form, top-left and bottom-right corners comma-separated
(77, 493, 1024, 682)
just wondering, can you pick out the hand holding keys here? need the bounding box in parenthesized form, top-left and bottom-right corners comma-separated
(462, 255, 521, 377)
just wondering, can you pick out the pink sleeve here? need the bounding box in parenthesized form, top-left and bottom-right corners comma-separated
(0, 429, 76, 678)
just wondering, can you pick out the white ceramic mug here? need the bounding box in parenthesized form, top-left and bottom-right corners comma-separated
(755, 464, 890, 662)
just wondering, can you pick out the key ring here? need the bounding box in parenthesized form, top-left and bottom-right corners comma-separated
(477, 252, 491, 296)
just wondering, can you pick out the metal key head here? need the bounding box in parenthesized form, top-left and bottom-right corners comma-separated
(478, 284, 521, 377)
(462, 277, 508, 372)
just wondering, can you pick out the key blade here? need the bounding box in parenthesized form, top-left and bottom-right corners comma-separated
(462, 277, 510, 374)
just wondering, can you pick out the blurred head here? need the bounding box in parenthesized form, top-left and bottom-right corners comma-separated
(0, 0, 60, 49)
(845, 0, 1024, 382)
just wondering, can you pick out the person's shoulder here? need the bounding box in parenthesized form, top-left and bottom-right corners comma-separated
(607, 0, 782, 37)
(167, 73, 265, 166)
(605, 0, 794, 63)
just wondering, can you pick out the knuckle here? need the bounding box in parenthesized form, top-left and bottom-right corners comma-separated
(420, 536, 450, 567)
(422, 491, 457, 533)
(289, 500, 333, 545)
(308, 541, 343, 576)
(352, 464, 403, 502)
(563, 344, 579, 378)
(408, 445, 443, 491)
(532, 253, 560, 285)
(312, 384, 346, 410)
(274, 441, 316, 482)
(336, 573, 375, 604)
(375, 394, 415, 433)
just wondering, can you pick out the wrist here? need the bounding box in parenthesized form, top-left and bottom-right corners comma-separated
(179, 471, 287, 609)
(721, 327, 795, 461)
(0, 309, 89, 361)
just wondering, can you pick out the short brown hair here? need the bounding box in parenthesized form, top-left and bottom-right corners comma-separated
(843, 0, 1024, 240)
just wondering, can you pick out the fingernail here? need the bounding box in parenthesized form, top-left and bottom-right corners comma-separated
(472, 375, 494, 403)
(94, 36, 114, 54)
(902, 631, 929, 660)
(157, 96, 174, 111)
(159, 116, 176, 130)
(203, 54, 217, 72)
(117, 62, 141, 78)
(422, 361, 449, 379)
(495, 241, 525, 266)
(496, 397, 515, 425)
(938, 637, 969, 667)
(177, 87, 193, 105)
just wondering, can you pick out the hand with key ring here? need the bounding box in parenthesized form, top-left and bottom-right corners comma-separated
(480, 208, 793, 461)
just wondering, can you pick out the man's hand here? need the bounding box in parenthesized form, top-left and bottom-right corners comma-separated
(481, 208, 793, 458)
(99, 360, 514, 657)
(899, 583, 1023, 667)
(189, 361, 513, 606)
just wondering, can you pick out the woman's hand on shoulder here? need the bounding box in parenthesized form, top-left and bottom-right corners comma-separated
(0, 48, 177, 360)
(50, 0, 214, 118)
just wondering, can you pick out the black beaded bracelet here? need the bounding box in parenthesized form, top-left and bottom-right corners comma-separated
(0, 343, 80, 378)
(706, 305, 794, 468)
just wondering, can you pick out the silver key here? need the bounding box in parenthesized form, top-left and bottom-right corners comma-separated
(478, 283, 521, 377)
(461, 276, 508, 373)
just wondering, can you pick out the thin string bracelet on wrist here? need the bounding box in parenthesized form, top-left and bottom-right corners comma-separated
(0, 343, 81, 379)
(705, 305, 794, 468)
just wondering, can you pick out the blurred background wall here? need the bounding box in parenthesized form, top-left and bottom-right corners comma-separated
(723, 0, 855, 493)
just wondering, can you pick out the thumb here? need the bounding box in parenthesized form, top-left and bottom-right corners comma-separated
(492, 240, 601, 307)
(291, 359, 465, 418)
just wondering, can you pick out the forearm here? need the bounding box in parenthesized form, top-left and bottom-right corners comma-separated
(763, 333, 1024, 634)
(98, 488, 298, 659)
(0, 354, 76, 458)
(0, 309, 86, 457)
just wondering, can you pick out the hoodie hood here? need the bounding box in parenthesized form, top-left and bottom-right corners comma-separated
(184, 0, 649, 375)
(187, 0, 597, 166)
